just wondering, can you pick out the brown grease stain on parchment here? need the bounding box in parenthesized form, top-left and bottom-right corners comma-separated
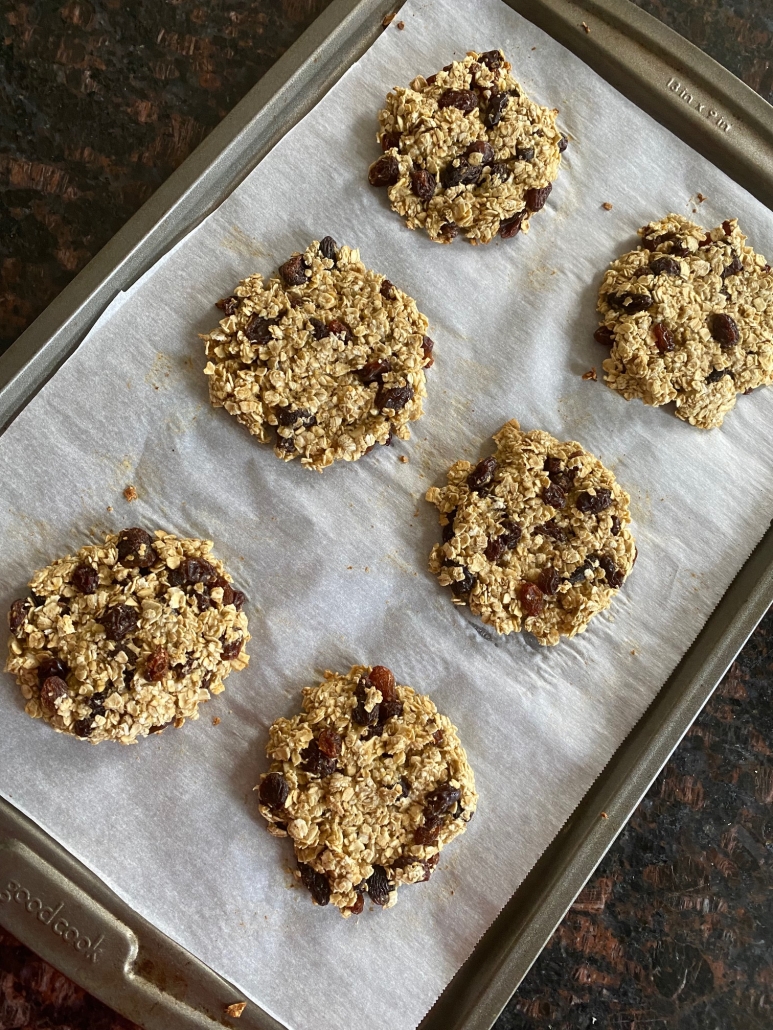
(219, 224, 270, 260)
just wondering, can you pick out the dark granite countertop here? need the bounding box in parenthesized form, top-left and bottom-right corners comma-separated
(1, 2, 772, 1029)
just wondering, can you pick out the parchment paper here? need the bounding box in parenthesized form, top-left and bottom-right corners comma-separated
(2, 2, 773, 1028)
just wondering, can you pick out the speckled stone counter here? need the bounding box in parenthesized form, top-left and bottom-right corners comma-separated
(1, 2, 772, 1029)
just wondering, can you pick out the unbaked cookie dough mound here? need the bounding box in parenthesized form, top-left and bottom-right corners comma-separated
(427, 421, 635, 646)
(368, 48, 566, 245)
(597, 215, 773, 429)
(256, 665, 476, 916)
(203, 238, 432, 470)
(5, 529, 249, 744)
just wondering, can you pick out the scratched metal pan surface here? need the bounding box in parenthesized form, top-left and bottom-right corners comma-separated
(1, 1, 773, 1028)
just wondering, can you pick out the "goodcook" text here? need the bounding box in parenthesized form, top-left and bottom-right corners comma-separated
(0, 879, 105, 963)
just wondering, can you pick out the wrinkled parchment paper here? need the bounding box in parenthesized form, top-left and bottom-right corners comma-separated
(2, 1, 773, 1028)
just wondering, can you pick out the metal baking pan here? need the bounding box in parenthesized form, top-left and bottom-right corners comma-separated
(1, 0, 772, 1027)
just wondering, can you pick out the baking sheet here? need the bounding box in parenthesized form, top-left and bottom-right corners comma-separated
(2, 1, 773, 1029)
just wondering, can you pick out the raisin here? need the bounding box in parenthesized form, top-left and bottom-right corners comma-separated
(611, 515, 622, 536)
(368, 154, 400, 187)
(650, 256, 681, 276)
(525, 183, 552, 212)
(697, 232, 713, 248)
(652, 323, 675, 354)
(301, 739, 337, 777)
(437, 88, 478, 112)
(367, 865, 392, 906)
(441, 157, 470, 189)
(101, 604, 139, 642)
(368, 665, 397, 702)
(275, 434, 295, 455)
(379, 700, 404, 723)
(399, 777, 411, 798)
(424, 784, 461, 818)
(380, 130, 402, 151)
(211, 576, 234, 606)
(380, 279, 396, 300)
(542, 483, 566, 509)
(467, 455, 497, 492)
(558, 135, 569, 152)
(499, 210, 526, 239)
(319, 236, 338, 262)
(299, 864, 330, 906)
(232, 590, 246, 611)
(545, 459, 577, 493)
(279, 254, 308, 286)
(432, 729, 444, 745)
(376, 384, 413, 412)
(411, 168, 436, 202)
(501, 520, 522, 549)
(466, 140, 494, 164)
(447, 563, 476, 599)
(461, 161, 483, 186)
(317, 727, 343, 758)
(537, 567, 560, 595)
(172, 654, 193, 679)
(244, 314, 278, 344)
(422, 335, 435, 367)
(414, 819, 442, 846)
(706, 368, 733, 383)
(489, 162, 511, 182)
(326, 319, 353, 342)
(277, 407, 316, 428)
(439, 222, 459, 242)
(485, 535, 506, 562)
(722, 255, 743, 278)
(442, 512, 456, 543)
(357, 358, 391, 385)
(479, 49, 503, 70)
(536, 519, 567, 542)
(221, 637, 243, 660)
(168, 557, 218, 587)
(73, 718, 93, 738)
(569, 558, 596, 585)
(577, 489, 612, 515)
(516, 145, 535, 161)
(69, 563, 98, 594)
(352, 676, 379, 727)
(308, 316, 329, 340)
(259, 772, 289, 809)
(519, 582, 544, 617)
(195, 588, 213, 611)
(348, 894, 365, 916)
(116, 528, 155, 568)
(37, 655, 69, 684)
(8, 599, 29, 635)
(598, 555, 624, 589)
(485, 90, 510, 128)
(216, 295, 239, 316)
(608, 292, 653, 313)
(722, 219, 734, 236)
(709, 312, 739, 348)
(145, 648, 169, 681)
(88, 691, 107, 715)
(40, 676, 68, 712)
(642, 230, 675, 251)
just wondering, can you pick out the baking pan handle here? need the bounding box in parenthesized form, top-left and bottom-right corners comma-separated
(0, 836, 253, 1029)
(0, 838, 138, 993)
